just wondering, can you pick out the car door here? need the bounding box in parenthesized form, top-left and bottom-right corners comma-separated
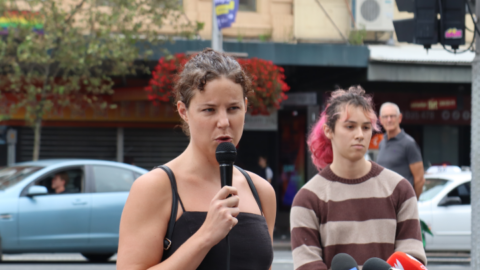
(17, 167, 91, 250)
(87, 165, 137, 249)
(431, 181, 471, 250)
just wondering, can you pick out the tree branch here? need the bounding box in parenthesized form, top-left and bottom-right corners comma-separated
(65, 0, 87, 26)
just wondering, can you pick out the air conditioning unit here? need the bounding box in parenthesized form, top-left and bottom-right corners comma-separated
(355, 0, 394, 31)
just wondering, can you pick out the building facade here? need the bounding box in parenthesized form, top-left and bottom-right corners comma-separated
(0, 0, 475, 235)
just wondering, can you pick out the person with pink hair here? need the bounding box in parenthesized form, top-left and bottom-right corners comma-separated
(290, 86, 426, 270)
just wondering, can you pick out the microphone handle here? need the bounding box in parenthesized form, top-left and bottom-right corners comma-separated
(220, 164, 233, 187)
(219, 163, 233, 270)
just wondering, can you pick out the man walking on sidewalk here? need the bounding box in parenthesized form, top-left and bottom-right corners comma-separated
(377, 102, 425, 199)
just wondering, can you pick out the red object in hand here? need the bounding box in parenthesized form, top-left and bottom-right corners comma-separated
(387, 252, 428, 270)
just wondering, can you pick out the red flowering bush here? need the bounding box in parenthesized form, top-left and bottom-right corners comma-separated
(237, 57, 289, 115)
(144, 53, 189, 105)
(145, 53, 290, 115)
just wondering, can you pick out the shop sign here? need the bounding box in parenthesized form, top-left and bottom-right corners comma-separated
(5, 101, 182, 123)
(281, 92, 317, 106)
(402, 109, 470, 125)
(410, 98, 456, 111)
(369, 133, 384, 150)
(244, 111, 277, 131)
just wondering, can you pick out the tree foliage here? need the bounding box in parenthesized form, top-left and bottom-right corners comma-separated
(0, 0, 199, 160)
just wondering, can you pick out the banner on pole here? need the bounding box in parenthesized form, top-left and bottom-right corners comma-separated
(215, 0, 238, 30)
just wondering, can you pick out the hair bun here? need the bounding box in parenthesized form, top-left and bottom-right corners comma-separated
(347, 85, 366, 96)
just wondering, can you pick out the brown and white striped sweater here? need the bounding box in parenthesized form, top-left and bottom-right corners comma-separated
(290, 162, 426, 270)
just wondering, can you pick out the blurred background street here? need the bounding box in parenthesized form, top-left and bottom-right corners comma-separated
(0, 0, 478, 269)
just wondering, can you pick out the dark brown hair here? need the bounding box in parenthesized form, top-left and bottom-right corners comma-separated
(55, 172, 69, 184)
(174, 48, 253, 135)
(307, 86, 380, 170)
(324, 86, 378, 132)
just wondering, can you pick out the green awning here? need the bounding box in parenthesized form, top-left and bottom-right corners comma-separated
(140, 40, 369, 68)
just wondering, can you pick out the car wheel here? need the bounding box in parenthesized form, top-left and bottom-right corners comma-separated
(81, 253, 114, 262)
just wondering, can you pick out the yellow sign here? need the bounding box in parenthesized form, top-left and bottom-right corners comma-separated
(216, 1, 235, 16)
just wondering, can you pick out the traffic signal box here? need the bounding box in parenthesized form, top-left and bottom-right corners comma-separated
(394, 0, 466, 50)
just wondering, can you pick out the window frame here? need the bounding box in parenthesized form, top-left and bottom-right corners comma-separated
(20, 165, 86, 197)
(239, 0, 257, 12)
(86, 164, 137, 193)
(444, 181, 471, 206)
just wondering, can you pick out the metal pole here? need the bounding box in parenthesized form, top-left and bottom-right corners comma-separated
(471, 2, 480, 269)
(211, 0, 223, 52)
(6, 129, 16, 166)
(117, 127, 124, 163)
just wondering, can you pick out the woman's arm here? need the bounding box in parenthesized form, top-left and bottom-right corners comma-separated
(117, 169, 240, 270)
(248, 173, 277, 270)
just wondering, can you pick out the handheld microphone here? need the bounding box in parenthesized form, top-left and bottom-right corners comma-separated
(331, 253, 359, 270)
(215, 142, 237, 187)
(214, 142, 237, 270)
(363, 257, 400, 270)
(387, 252, 428, 270)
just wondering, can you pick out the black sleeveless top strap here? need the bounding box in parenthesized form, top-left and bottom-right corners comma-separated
(234, 165, 263, 213)
(155, 165, 183, 250)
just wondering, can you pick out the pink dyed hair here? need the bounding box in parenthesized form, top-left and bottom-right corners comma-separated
(307, 86, 380, 171)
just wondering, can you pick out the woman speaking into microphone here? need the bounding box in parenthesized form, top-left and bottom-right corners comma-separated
(117, 48, 276, 270)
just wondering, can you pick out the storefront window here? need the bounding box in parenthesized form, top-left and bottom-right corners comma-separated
(423, 125, 459, 166)
(239, 0, 256, 12)
(278, 109, 306, 209)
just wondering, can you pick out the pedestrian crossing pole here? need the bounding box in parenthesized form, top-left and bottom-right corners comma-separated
(212, 0, 223, 52)
(472, 2, 480, 269)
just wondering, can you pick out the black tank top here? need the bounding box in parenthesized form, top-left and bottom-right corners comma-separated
(159, 165, 273, 270)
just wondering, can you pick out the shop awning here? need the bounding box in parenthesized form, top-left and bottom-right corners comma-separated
(367, 45, 473, 83)
(139, 40, 370, 68)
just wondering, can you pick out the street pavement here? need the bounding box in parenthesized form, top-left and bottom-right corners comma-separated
(0, 251, 472, 270)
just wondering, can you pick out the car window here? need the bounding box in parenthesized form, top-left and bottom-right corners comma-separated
(446, 182, 471, 205)
(0, 166, 44, 190)
(92, 165, 135, 193)
(419, 178, 450, 202)
(34, 168, 85, 194)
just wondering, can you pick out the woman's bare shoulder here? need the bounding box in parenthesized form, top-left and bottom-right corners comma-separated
(243, 170, 276, 204)
(243, 170, 276, 229)
(129, 168, 172, 206)
(246, 171, 275, 194)
(118, 168, 173, 268)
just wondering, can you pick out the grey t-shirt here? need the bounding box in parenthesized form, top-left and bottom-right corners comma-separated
(377, 130, 423, 186)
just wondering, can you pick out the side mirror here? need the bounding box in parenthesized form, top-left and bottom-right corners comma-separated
(438, 196, 462, 207)
(27, 185, 48, 197)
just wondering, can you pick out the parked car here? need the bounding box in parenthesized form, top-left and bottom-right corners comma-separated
(0, 159, 148, 262)
(418, 165, 471, 251)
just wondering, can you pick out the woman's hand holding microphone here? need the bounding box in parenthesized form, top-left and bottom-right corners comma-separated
(197, 186, 239, 248)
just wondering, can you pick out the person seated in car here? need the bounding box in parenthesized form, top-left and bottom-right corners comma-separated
(51, 172, 69, 194)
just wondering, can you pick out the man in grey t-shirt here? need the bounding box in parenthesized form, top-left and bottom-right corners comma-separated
(377, 102, 425, 199)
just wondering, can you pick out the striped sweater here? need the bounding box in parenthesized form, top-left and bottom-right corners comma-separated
(290, 162, 426, 270)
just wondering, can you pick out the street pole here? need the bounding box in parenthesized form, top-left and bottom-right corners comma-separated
(211, 0, 223, 52)
(472, 2, 480, 269)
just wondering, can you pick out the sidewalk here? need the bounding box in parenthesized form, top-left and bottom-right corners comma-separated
(273, 234, 291, 250)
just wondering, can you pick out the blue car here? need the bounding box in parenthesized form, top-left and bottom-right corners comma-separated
(0, 159, 148, 262)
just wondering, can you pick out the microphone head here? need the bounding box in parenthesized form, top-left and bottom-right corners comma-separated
(331, 253, 359, 270)
(387, 252, 427, 270)
(215, 142, 237, 164)
(363, 257, 392, 270)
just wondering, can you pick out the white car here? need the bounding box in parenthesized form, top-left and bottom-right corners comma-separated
(418, 166, 471, 251)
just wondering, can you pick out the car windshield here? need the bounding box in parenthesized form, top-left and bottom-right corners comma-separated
(0, 166, 44, 190)
(419, 178, 450, 202)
